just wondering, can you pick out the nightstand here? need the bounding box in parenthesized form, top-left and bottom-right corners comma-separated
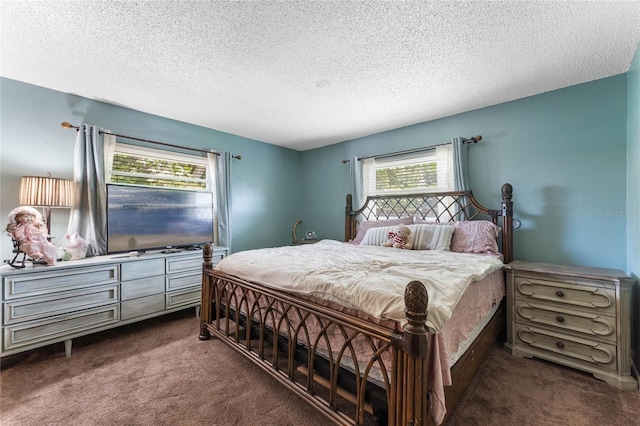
(504, 260, 638, 390)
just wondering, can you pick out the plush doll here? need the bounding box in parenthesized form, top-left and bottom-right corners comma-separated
(382, 224, 412, 249)
(57, 232, 88, 261)
(6, 206, 58, 265)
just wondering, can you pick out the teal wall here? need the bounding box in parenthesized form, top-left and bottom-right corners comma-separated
(628, 44, 640, 278)
(301, 75, 629, 271)
(1, 73, 634, 273)
(0, 78, 303, 260)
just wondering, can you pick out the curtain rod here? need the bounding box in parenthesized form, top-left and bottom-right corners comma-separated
(61, 122, 242, 160)
(341, 135, 482, 164)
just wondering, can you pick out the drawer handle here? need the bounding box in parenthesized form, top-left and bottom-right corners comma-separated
(555, 290, 565, 298)
(556, 316, 565, 323)
(556, 341, 565, 349)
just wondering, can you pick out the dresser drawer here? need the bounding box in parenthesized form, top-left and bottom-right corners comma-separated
(120, 258, 165, 281)
(3, 265, 119, 300)
(514, 276, 615, 314)
(121, 294, 165, 320)
(166, 272, 200, 291)
(514, 300, 616, 343)
(4, 284, 119, 325)
(515, 324, 617, 372)
(3, 305, 119, 351)
(166, 287, 201, 309)
(121, 276, 164, 301)
(166, 255, 202, 274)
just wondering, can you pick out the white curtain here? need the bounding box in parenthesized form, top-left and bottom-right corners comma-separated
(361, 158, 375, 198)
(435, 144, 453, 191)
(67, 124, 108, 256)
(354, 137, 470, 221)
(103, 132, 116, 184)
(214, 152, 232, 252)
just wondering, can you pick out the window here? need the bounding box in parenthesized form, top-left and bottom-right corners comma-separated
(360, 144, 456, 220)
(363, 144, 453, 196)
(107, 143, 212, 191)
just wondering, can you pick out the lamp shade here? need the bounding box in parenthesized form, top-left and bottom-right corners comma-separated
(19, 176, 74, 207)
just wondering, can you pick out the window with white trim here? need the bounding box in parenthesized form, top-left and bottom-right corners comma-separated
(108, 143, 212, 191)
(363, 144, 453, 196)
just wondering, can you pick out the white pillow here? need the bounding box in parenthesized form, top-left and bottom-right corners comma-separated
(351, 217, 414, 244)
(360, 225, 396, 246)
(407, 224, 455, 251)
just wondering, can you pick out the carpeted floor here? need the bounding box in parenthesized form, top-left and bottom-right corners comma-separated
(444, 341, 640, 426)
(1, 309, 638, 425)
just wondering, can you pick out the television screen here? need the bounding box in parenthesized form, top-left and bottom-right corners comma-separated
(106, 184, 214, 254)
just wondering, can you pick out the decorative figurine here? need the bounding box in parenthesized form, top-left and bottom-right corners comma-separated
(57, 232, 88, 260)
(6, 206, 58, 265)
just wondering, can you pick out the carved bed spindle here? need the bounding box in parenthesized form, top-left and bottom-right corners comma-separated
(500, 183, 514, 264)
(391, 280, 430, 425)
(199, 243, 214, 340)
(345, 193, 354, 242)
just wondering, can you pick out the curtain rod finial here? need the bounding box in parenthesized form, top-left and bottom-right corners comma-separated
(61, 122, 77, 130)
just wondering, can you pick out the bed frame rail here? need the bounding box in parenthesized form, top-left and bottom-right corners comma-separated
(199, 245, 431, 425)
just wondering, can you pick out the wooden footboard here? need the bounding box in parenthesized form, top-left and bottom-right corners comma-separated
(199, 244, 431, 425)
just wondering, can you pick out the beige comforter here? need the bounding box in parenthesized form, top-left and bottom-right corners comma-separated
(214, 239, 503, 332)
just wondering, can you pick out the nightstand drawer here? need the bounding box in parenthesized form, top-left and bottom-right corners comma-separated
(514, 300, 616, 342)
(514, 277, 615, 314)
(515, 324, 617, 372)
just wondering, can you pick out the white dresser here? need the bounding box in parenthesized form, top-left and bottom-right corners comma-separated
(504, 260, 638, 390)
(1, 247, 227, 357)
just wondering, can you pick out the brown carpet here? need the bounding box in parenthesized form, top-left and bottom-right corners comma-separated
(1, 310, 638, 426)
(445, 343, 640, 426)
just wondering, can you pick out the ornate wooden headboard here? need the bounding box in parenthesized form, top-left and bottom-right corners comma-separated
(345, 183, 514, 263)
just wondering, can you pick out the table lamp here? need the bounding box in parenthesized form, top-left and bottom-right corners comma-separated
(19, 174, 74, 232)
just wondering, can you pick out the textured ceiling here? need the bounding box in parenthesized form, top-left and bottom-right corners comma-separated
(2, 1, 640, 151)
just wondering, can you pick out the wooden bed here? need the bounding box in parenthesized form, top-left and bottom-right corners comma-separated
(199, 183, 514, 426)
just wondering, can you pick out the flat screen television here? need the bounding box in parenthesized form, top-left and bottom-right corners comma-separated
(106, 184, 214, 254)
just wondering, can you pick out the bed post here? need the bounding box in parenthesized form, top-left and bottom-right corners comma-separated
(199, 243, 213, 341)
(501, 183, 514, 264)
(394, 280, 430, 425)
(345, 193, 354, 242)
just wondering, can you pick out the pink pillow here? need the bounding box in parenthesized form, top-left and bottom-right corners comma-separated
(351, 217, 414, 245)
(449, 220, 501, 254)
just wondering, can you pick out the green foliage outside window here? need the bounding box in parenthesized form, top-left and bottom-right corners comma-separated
(111, 153, 207, 190)
(375, 162, 437, 192)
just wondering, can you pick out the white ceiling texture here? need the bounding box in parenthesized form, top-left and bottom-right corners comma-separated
(2, 1, 640, 151)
